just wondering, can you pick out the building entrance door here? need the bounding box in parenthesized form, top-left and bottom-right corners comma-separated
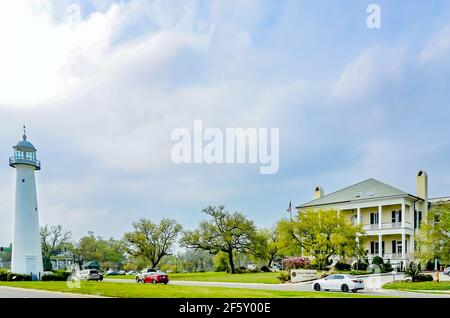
(396, 241, 402, 256)
(25, 256, 36, 278)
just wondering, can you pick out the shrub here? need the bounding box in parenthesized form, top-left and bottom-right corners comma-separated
(281, 257, 311, 270)
(334, 261, 351, 271)
(260, 266, 271, 272)
(42, 271, 71, 281)
(350, 270, 370, 276)
(248, 268, 259, 273)
(235, 267, 247, 274)
(308, 263, 319, 270)
(0, 271, 8, 281)
(372, 256, 384, 266)
(213, 252, 229, 272)
(405, 262, 423, 282)
(52, 270, 69, 276)
(42, 275, 61, 281)
(352, 260, 368, 271)
(277, 272, 290, 283)
(6, 273, 32, 281)
(383, 260, 393, 272)
(415, 274, 433, 282)
(43, 256, 52, 271)
(425, 260, 439, 271)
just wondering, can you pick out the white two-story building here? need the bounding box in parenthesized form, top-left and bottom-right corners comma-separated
(296, 171, 435, 269)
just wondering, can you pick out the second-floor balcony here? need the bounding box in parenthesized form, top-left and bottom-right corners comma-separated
(363, 221, 412, 231)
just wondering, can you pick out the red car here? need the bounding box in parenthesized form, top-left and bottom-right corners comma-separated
(142, 272, 169, 284)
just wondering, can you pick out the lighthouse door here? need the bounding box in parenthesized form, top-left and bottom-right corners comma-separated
(25, 256, 36, 279)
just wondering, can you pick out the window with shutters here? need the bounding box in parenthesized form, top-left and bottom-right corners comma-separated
(370, 212, 379, 225)
(391, 210, 401, 223)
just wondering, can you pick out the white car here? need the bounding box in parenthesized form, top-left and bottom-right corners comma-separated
(126, 271, 138, 275)
(444, 267, 450, 276)
(312, 274, 364, 293)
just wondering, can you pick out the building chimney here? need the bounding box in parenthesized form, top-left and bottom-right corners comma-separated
(314, 186, 324, 199)
(417, 170, 428, 201)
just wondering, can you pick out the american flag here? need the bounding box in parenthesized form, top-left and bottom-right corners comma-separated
(286, 201, 292, 213)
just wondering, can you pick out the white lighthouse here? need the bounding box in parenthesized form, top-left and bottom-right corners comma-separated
(9, 127, 43, 279)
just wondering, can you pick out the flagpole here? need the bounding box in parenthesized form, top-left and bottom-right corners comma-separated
(287, 200, 293, 222)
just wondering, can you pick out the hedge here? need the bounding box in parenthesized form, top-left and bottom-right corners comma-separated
(0, 271, 32, 281)
(42, 271, 71, 281)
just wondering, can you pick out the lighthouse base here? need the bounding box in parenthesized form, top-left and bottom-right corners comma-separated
(11, 254, 43, 280)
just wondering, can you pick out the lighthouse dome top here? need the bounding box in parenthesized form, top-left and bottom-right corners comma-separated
(9, 127, 41, 170)
(13, 134, 37, 152)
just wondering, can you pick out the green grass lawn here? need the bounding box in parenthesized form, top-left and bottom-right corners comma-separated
(383, 281, 450, 291)
(0, 281, 380, 298)
(106, 270, 372, 283)
(106, 271, 285, 284)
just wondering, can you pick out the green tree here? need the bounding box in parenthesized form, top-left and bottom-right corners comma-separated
(417, 202, 450, 265)
(181, 249, 214, 272)
(123, 218, 182, 269)
(40, 225, 72, 270)
(0, 244, 12, 269)
(122, 255, 149, 272)
(180, 205, 257, 274)
(70, 232, 126, 269)
(277, 209, 365, 269)
(251, 228, 282, 268)
(213, 252, 229, 272)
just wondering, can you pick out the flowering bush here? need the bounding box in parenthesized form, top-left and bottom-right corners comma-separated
(281, 257, 311, 270)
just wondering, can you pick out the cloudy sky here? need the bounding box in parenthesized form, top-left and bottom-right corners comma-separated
(1, 0, 450, 245)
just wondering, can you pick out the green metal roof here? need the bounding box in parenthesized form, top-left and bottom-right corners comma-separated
(297, 178, 421, 208)
(82, 260, 100, 269)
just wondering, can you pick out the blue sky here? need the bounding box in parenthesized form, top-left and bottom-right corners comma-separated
(1, 0, 450, 245)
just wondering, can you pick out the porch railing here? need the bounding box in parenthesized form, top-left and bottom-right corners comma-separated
(367, 253, 413, 260)
(362, 222, 413, 230)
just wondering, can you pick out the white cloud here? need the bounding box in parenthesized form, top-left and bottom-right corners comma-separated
(1, 0, 450, 245)
(0, 1, 124, 106)
(420, 24, 450, 64)
(332, 47, 404, 102)
(0, 0, 208, 107)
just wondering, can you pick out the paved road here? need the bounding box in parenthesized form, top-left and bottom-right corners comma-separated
(104, 273, 450, 298)
(0, 286, 95, 298)
(2, 273, 448, 298)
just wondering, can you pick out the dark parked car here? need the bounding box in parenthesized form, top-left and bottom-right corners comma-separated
(78, 269, 103, 281)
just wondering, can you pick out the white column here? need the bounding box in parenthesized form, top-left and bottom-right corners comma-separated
(357, 207, 361, 225)
(409, 205, 413, 229)
(378, 234, 383, 257)
(402, 232, 406, 259)
(337, 209, 340, 217)
(401, 202, 405, 227)
(378, 205, 382, 229)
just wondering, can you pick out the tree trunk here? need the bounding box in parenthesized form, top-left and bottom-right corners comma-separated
(150, 258, 157, 269)
(267, 254, 275, 268)
(227, 251, 236, 274)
